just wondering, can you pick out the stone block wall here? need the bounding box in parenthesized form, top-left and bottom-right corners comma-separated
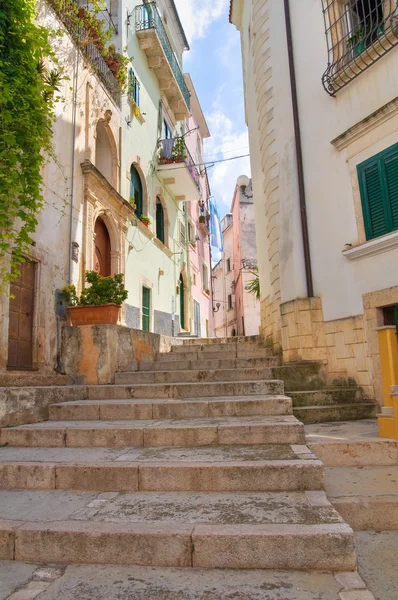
(61, 325, 181, 385)
(280, 298, 374, 399)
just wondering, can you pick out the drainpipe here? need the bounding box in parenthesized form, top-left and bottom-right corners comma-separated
(184, 202, 192, 333)
(283, 0, 314, 298)
(68, 50, 80, 284)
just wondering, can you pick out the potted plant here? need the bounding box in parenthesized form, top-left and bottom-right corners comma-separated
(203, 288, 210, 296)
(63, 271, 128, 326)
(199, 215, 206, 224)
(172, 138, 187, 161)
(129, 195, 137, 211)
(347, 26, 366, 57)
(139, 215, 151, 228)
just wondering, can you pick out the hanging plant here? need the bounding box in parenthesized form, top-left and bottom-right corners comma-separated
(0, 0, 60, 288)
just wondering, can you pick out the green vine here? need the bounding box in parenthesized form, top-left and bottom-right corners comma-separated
(0, 0, 59, 288)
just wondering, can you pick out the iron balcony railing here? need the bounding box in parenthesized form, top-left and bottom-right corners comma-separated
(134, 2, 190, 110)
(159, 138, 200, 191)
(47, 0, 121, 106)
(321, 0, 398, 95)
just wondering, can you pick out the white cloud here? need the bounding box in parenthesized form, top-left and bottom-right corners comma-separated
(205, 109, 250, 217)
(174, 0, 229, 43)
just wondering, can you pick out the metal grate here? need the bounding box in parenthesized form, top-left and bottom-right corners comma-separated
(134, 2, 190, 110)
(321, 0, 398, 95)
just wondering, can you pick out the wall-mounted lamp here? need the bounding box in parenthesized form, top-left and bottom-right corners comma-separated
(213, 302, 221, 313)
(158, 269, 164, 277)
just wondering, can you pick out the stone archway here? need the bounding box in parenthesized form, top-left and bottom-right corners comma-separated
(95, 114, 119, 190)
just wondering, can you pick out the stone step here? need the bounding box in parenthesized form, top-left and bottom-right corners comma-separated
(325, 465, 398, 531)
(0, 444, 324, 492)
(138, 356, 281, 371)
(0, 562, 373, 600)
(0, 489, 356, 570)
(290, 388, 364, 407)
(85, 379, 284, 400)
(182, 335, 263, 345)
(171, 342, 266, 354)
(294, 403, 378, 424)
(158, 347, 271, 361)
(0, 415, 306, 448)
(48, 396, 292, 421)
(115, 367, 274, 385)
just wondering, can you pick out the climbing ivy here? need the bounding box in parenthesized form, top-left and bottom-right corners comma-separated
(0, 0, 58, 288)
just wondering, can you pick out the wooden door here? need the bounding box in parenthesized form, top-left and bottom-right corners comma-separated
(94, 218, 111, 276)
(194, 300, 201, 337)
(8, 260, 36, 369)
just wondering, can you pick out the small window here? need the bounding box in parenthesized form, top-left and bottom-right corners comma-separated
(226, 258, 231, 273)
(193, 273, 196, 286)
(142, 286, 151, 332)
(156, 197, 165, 244)
(130, 165, 143, 217)
(228, 294, 233, 310)
(202, 263, 208, 289)
(188, 222, 196, 245)
(180, 221, 186, 246)
(129, 69, 140, 107)
(357, 143, 398, 240)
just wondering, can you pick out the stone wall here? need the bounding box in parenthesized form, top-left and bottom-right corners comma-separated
(280, 298, 374, 399)
(61, 324, 181, 385)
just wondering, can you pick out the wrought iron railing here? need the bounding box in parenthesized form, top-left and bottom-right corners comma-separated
(134, 2, 190, 110)
(159, 138, 200, 190)
(47, 0, 121, 106)
(321, 0, 398, 95)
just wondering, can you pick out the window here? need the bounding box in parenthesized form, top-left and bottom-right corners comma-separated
(202, 263, 208, 289)
(180, 221, 186, 246)
(188, 222, 196, 245)
(321, 0, 396, 95)
(156, 197, 165, 244)
(164, 119, 173, 139)
(226, 258, 231, 273)
(129, 68, 140, 107)
(228, 294, 233, 310)
(130, 165, 143, 217)
(142, 286, 151, 332)
(357, 143, 398, 240)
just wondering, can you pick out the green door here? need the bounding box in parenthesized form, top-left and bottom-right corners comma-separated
(179, 274, 185, 330)
(142, 286, 151, 332)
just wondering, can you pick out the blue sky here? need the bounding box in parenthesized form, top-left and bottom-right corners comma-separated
(174, 0, 251, 218)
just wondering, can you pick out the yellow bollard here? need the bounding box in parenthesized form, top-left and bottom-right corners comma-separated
(377, 326, 398, 439)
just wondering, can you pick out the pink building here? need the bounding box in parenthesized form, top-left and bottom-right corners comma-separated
(183, 75, 214, 337)
(213, 176, 260, 337)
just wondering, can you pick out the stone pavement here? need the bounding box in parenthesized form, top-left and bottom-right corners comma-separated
(0, 337, 378, 598)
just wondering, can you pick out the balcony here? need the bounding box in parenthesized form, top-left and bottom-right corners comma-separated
(47, 0, 121, 106)
(134, 2, 190, 120)
(158, 138, 200, 201)
(322, 0, 398, 95)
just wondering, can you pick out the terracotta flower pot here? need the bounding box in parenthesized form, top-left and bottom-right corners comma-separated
(68, 303, 120, 326)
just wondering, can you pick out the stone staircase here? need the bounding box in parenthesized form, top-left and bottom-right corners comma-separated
(0, 336, 368, 587)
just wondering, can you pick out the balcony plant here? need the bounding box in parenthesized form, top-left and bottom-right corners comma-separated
(347, 26, 366, 56)
(172, 138, 187, 161)
(203, 288, 210, 296)
(139, 215, 151, 227)
(199, 215, 206, 224)
(63, 271, 128, 326)
(129, 195, 137, 211)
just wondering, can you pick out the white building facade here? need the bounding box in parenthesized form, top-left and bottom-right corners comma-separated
(230, 0, 398, 404)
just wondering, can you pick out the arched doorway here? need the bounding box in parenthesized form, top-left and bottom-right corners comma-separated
(179, 273, 185, 330)
(94, 217, 111, 276)
(95, 121, 113, 183)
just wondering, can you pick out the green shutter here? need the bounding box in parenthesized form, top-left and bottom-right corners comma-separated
(130, 166, 143, 216)
(142, 287, 151, 332)
(358, 143, 398, 240)
(384, 151, 398, 230)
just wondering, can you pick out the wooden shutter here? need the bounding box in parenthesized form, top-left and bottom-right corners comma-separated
(384, 150, 398, 230)
(358, 143, 398, 240)
(142, 287, 151, 332)
(156, 199, 165, 243)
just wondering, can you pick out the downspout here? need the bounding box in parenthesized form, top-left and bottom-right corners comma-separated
(68, 50, 80, 284)
(184, 202, 191, 333)
(283, 0, 314, 298)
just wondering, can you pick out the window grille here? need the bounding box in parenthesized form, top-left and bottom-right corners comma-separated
(321, 0, 398, 95)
